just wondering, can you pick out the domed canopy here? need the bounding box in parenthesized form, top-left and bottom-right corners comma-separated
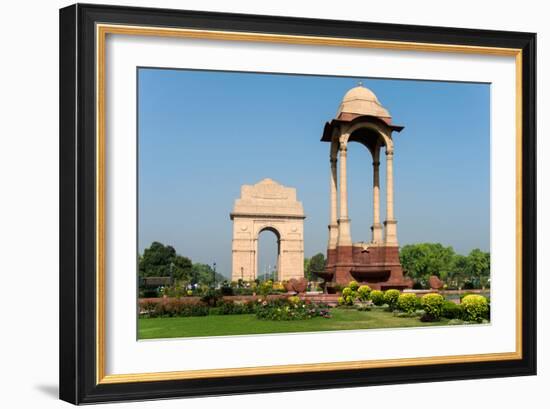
(336, 85, 391, 120)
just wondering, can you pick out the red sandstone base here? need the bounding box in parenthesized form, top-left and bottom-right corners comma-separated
(319, 245, 412, 290)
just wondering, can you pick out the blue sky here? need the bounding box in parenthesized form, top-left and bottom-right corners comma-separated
(138, 68, 490, 278)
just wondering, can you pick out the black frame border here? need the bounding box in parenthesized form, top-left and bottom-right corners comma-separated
(59, 3, 536, 404)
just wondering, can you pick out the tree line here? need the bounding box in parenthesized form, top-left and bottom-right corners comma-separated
(139, 241, 490, 290)
(139, 241, 225, 287)
(399, 243, 490, 289)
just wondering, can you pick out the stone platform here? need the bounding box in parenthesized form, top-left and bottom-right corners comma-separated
(319, 243, 412, 290)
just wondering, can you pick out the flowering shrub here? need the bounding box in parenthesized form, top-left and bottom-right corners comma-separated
(288, 295, 301, 305)
(272, 281, 287, 292)
(348, 280, 360, 291)
(258, 280, 273, 297)
(420, 293, 445, 321)
(215, 300, 257, 315)
(145, 300, 210, 318)
(338, 282, 372, 306)
(461, 294, 489, 322)
(357, 285, 371, 301)
(384, 289, 401, 311)
(397, 293, 419, 314)
(340, 286, 356, 305)
(256, 298, 331, 320)
(140, 299, 258, 318)
(370, 290, 385, 306)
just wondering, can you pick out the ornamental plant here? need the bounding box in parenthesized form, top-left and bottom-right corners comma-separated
(256, 298, 331, 320)
(341, 286, 357, 306)
(370, 290, 385, 306)
(397, 293, 419, 314)
(420, 293, 445, 321)
(441, 300, 462, 319)
(461, 294, 489, 322)
(357, 285, 371, 301)
(288, 295, 301, 305)
(348, 280, 360, 291)
(383, 289, 401, 311)
(272, 281, 286, 292)
(258, 280, 273, 298)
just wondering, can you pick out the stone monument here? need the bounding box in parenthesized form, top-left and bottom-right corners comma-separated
(230, 178, 306, 281)
(317, 84, 412, 290)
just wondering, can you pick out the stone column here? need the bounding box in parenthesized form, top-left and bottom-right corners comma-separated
(252, 238, 258, 280)
(337, 143, 352, 246)
(371, 149, 383, 243)
(384, 149, 398, 245)
(327, 156, 339, 249)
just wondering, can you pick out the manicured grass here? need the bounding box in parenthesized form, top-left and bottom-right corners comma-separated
(138, 308, 451, 339)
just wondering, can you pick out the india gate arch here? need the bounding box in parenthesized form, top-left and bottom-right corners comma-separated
(230, 178, 305, 281)
(318, 84, 412, 290)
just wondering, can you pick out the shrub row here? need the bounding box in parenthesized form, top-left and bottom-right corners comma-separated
(399, 293, 489, 322)
(140, 300, 211, 318)
(140, 297, 333, 321)
(338, 286, 490, 323)
(338, 281, 372, 305)
(140, 299, 258, 318)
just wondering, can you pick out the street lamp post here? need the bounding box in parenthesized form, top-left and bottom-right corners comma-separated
(212, 262, 217, 289)
(169, 262, 175, 286)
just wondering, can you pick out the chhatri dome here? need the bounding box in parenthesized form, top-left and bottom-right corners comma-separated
(336, 83, 392, 123)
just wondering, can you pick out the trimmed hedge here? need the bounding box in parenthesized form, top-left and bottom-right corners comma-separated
(384, 289, 401, 311)
(338, 282, 371, 306)
(397, 293, 419, 314)
(461, 294, 489, 322)
(357, 285, 371, 301)
(340, 287, 356, 305)
(348, 280, 360, 291)
(441, 301, 462, 319)
(420, 293, 445, 321)
(370, 290, 385, 306)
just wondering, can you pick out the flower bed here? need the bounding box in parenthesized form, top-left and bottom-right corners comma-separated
(139, 295, 331, 320)
(256, 298, 331, 321)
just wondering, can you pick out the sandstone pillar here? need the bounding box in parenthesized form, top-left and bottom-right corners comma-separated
(328, 156, 339, 250)
(384, 149, 398, 245)
(337, 143, 352, 246)
(371, 147, 383, 243)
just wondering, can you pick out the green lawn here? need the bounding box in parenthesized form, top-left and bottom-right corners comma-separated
(138, 308, 452, 339)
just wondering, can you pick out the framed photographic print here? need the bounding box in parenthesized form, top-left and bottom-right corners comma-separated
(59, 3, 536, 404)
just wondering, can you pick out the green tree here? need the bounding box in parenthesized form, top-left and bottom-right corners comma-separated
(138, 241, 193, 281)
(172, 254, 193, 281)
(399, 243, 456, 286)
(302, 253, 326, 281)
(448, 254, 468, 288)
(190, 263, 226, 286)
(310, 253, 326, 271)
(303, 257, 311, 280)
(465, 248, 490, 288)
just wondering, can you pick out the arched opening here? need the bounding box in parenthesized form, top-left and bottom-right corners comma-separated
(346, 128, 387, 244)
(257, 227, 281, 282)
